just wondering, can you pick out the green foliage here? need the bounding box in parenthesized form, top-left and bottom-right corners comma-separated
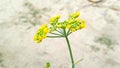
(46, 62, 51, 68)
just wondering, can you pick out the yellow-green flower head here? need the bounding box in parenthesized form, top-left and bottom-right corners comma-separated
(56, 21, 67, 28)
(66, 18, 86, 32)
(67, 19, 75, 24)
(34, 24, 49, 43)
(50, 15, 61, 23)
(69, 12, 80, 18)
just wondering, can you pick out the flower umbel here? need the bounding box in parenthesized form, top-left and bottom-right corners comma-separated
(34, 12, 85, 43)
(34, 24, 49, 43)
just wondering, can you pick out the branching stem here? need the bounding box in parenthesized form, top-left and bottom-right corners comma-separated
(63, 29, 75, 68)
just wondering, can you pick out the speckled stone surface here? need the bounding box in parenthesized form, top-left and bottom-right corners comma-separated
(0, 0, 120, 68)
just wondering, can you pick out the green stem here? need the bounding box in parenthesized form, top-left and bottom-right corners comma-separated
(50, 32, 63, 36)
(47, 36, 63, 38)
(67, 32, 72, 36)
(63, 29, 75, 68)
(56, 29, 63, 34)
(67, 29, 71, 36)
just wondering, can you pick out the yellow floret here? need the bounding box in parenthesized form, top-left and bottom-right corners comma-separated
(33, 35, 37, 41)
(71, 29, 76, 32)
(68, 19, 74, 24)
(57, 23, 62, 28)
(50, 18, 56, 23)
(69, 12, 80, 18)
(55, 15, 61, 19)
(76, 18, 81, 22)
(81, 22, 86, 28)
(50, 15, 61, 23)
(66, 24, 71, 29)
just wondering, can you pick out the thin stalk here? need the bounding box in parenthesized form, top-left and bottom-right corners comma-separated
(67, 29, 71, 36)
(63, 29, 75, 68)
(47, 36, 63, 38)
(75, 58, 83, 65)
(49, 32, 63, 36)
(67, 32, 72, 36)
(56, 29, 63, 34)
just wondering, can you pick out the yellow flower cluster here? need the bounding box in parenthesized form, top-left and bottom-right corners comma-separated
(34, 24, 49, 43)
(69, 12, 80, 18)
(49, 15, 61, 32)
(56, 12, 85, 32)
(50, 15, 60, 25)
(33, 12, 86, 43)
(67, 18, 86, 32)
